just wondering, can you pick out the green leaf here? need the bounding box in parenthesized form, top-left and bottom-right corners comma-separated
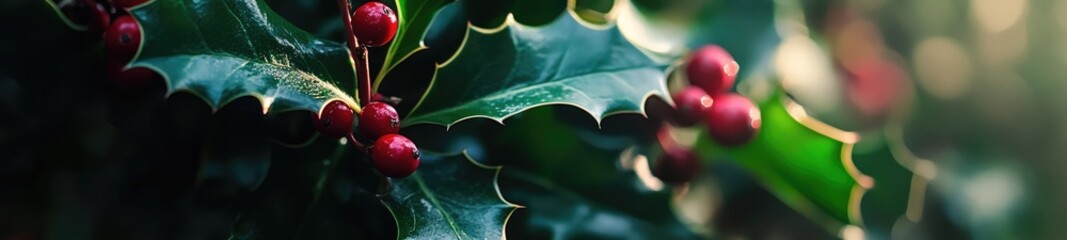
(405, 107, 696, 238)
(374, 0, 455, 90)
(501, 168, 698, 239)
(573, 0, 616, 25)
(403, 12, 670, 127)
(130, 0, 358, 113)
(695, 91, 872, 226)
(495, 108, 695, 238)
(510, 0, 565, 26)
(380, 151, 520, 239)
(852, 136, 915, 237)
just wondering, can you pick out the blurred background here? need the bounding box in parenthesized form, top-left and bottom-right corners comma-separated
(791, 0, 1058, 239)
(649, 0, 1061, 238)
(655, 0, 1059, 239)
(532, 0, 1062, 238)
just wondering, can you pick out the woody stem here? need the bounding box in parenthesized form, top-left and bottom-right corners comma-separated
(338, 0, 372, 106)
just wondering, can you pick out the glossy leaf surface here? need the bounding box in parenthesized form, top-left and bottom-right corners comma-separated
(130, 0, 359, 113)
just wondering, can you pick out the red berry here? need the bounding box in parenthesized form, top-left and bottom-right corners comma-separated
(313, 101, 355, 139)
(845, 59, 905, 124)
(651, 126, 700, 184)
(652, 146, 700, 184)
(686, 45, 739, 94)
(352, 1, 398, 47)
(670, 87, 712, 127)
(358, 101, 399, 140)
(105, 15, 141, 64)
(371, 134, 420, 178)
(64, 0, 111, 37)
(704, 93, 760, 146)
(110, 0, 148, 9)
(105, 60, 160, 89)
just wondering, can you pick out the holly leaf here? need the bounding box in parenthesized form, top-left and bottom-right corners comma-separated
(130, 0, 358, 113)
(404, 107, 696, 238)
(695, 91, 872, 225)
(495, 108, 695, 238)
(374, 0, 455, 90)
(402, 12, 670, 127)
(501, 168, 697, 239)
(851, 136, 916, 237)
(380, 151, 520, 239)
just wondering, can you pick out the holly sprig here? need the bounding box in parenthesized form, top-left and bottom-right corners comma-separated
(3, 0, 890, 238)
(336, 0, 372, 105)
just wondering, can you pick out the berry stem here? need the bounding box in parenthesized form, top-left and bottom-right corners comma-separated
(346, 133, 368, 154)
(656, 124, 681, 152)
(355, 47, 372, 107)
(338, 0, 372, 106)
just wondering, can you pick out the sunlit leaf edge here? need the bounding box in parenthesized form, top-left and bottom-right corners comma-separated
(379, 150, 524, 239)
(372, 0, 626, 89)
(42, 0, 87, 31)
(402, 13, 671, 129)
(125, 1, 362, 115)
(699, 91, 873, 229)
(373, 0, 454, 92)
(777, 94, 873, 226)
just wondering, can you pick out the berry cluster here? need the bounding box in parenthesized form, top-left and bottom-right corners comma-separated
(651, 45, 762, 185)
(61, 0, 158, 88)
(314, 98, 418, 179)
(68, 0, 414, 178)
(315, 1, 416, 179)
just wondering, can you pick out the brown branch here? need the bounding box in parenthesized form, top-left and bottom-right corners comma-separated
(356, 47, 372, 106)
(338, 0, 372, 106)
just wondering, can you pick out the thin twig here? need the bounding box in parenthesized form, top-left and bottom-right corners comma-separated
(356, 47, 372, 106)
(338, 0, 372, 105)
(346, 133, 368, 154)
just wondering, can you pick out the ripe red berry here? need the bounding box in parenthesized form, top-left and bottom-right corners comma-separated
(651, 126, 700, 184)
(351, 1, 398, 47)
(105, 15, 141, 64)
(704, 94, 761, 146)
(358, 101, 399, 140)
(313, 100, 355, 139)
(652, 146, 700, 184)
(106, 61, 161, 89)
(371, 134, 420, 178)
(63, 0, 111, 37)
(670, 87, 712, 127)
(110, 0, 148, 9)
(686, 45, 739, 94)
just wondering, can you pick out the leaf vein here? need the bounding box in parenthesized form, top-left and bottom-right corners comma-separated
(412, 173, 464, 239)
(218, 0, 257, 53)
